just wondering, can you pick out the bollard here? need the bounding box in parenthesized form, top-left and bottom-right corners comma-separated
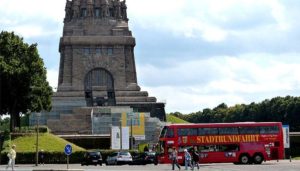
(290, 155, 292, 162)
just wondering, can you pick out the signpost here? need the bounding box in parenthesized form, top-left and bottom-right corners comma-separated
(64, 144, 72, 169)
(282, 125, 290, 161)
(282, 125, 290, 148)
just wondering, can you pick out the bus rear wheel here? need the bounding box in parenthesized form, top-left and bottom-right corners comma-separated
(239, 154, 250, 164)
(253, 154, 263, 164)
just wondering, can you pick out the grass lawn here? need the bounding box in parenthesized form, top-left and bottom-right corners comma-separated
(167, 114, 189, 123)
(2, 133, 85, 153)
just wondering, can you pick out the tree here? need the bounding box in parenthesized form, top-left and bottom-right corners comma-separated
(0, 31, 52, 131)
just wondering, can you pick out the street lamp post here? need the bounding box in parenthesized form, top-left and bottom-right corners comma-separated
(35, 112, 41, 166)
(130, 116, 133, 150)
(119, 120, 122, 150)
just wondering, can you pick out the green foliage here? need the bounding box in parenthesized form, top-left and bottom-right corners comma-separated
(11, 126, 50, 134)
(2, 133, 85, 153)
(167, 114, 189, 123)
(0, 149, 143, 164)
(175, 96, 300, 132)
(0, 31, 52, 131)
(0, 151, 86, 164)
(0, 132, 88, 164)
(0, 117, 10, 131)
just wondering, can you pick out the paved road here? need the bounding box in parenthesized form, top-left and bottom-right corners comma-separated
(1, 160, 300, 171)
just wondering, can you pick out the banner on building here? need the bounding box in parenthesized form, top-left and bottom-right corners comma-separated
(111, 126, 120, 150)
(282, 125, 290, 148)
(121, 112, 145, 140)
(122, 127, 130, 150)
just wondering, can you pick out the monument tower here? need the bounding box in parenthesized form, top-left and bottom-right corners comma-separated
(46, 0, 165, 133)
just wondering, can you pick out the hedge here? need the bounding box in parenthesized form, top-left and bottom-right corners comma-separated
(0, 150, 139, 164)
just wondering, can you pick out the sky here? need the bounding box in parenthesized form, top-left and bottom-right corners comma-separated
(1, 0, 300, 114)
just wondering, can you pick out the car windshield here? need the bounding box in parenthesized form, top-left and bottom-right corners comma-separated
(119, 152, 130, 156)
(89, 152, 100, 156)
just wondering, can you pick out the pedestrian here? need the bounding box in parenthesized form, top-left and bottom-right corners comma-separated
(144, 145, 149, 152)
(191, 147, 200, 170)
(171, 147, 181, 170)
(184, 149, 193, 170)
(39, 149, 45, 165)
(6, 144, 16, 171)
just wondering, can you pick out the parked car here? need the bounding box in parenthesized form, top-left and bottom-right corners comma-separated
(81, 151, 103, 166)
(132, 152, 158, 165)
(106, 151, 133, 165)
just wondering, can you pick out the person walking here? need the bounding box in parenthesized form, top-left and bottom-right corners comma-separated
(184, 149, 193, 170)
(6, 144, 16, 171)
(39, 149, 45, 165)
(191, 147, 200, 170)
(171, 147, 181, 170)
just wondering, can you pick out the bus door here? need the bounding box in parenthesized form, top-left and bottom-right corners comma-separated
(267, 142, 279, 159)
(271, 147, 279, 159)
(158, 140, 175, 163)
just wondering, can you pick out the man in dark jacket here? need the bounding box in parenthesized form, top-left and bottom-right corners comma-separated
(191, 147, 200, 170)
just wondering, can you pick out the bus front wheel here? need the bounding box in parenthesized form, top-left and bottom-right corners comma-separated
(239, 154, 250, 164)
(253, 154, 263, 164)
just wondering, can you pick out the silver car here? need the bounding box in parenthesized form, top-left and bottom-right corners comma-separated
(106, 151, 133, 165)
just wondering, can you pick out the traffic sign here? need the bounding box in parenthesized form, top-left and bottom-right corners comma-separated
(64, 144, 72, 156)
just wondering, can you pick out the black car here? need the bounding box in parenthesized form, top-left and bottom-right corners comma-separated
(132, 152, 158, 165)
(81, 151, 103, 166)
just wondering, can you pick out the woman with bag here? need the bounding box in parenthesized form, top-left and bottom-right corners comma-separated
(184, 149, 193, 170)
(6, 144, 16, 171)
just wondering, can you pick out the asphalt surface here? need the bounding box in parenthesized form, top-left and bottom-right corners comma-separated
(1, 160, 300, 171)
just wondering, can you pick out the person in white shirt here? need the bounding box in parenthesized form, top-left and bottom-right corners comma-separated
(6, 144, 16, 171)
(184, 149, 193, 170)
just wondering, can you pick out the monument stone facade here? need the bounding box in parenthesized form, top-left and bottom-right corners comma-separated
(33, 0, 166, 134)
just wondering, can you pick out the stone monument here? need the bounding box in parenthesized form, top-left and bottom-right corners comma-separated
(35, 0, 166, 135)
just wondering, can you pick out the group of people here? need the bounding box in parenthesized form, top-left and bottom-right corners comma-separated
(170, 146, 200, 170)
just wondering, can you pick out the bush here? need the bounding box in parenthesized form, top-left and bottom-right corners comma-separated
(0, 149, 144, 164)
(0, 151, 86, 164)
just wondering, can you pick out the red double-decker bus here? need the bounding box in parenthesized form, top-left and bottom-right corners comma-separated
(157, 122, 284, 165)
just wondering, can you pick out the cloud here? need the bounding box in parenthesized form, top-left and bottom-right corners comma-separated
(128, 0, 292, 43)
(0, 0, 65, 22)
(139, 53, 300, 113)
(1, 0, 300, 113)
(47, 68, 58, 91)
(0, 0, 64, 74)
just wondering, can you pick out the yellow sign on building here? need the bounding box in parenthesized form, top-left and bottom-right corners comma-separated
(121, 112, 145, 140)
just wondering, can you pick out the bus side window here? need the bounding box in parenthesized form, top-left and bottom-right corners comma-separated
(209, 145, 217, 152)
(166, 128, 174, 138)
(219, 144, 239, 152)
(199, 145, 209, 152)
